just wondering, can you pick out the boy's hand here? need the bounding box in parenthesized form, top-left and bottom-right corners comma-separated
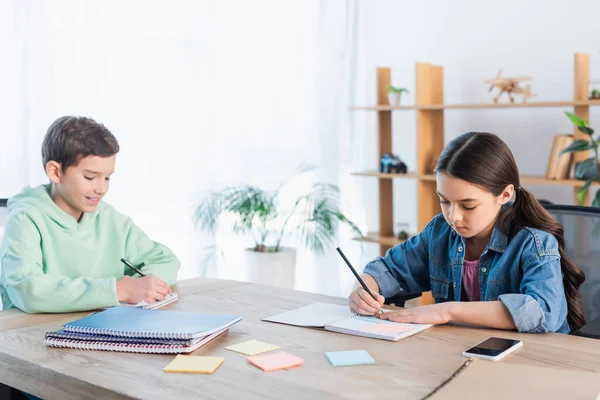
(348, 286, 385, 315)
(116, 275, 171, 304)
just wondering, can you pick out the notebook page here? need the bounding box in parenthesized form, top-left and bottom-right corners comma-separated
(121, 293, 179, 310)
(261, 303, 356, 327)
(325, 316, 432, 341)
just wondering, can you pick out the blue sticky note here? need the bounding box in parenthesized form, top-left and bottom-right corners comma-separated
(325, 350, 376, 367)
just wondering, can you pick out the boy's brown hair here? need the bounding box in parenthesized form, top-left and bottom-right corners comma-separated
(41, 116, 119, 171)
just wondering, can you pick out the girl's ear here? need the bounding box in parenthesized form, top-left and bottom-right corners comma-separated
(45, 161, 62, 184)
(497, 184, 515, 205)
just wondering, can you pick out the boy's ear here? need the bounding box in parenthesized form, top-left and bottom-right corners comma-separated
(45, 161, 62, 184)
(497, 184, 515, 205)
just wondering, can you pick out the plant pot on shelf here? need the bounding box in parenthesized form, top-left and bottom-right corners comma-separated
(575, 159, 600, 180)
(388, 92, 402, 106)
(240, 247, 297, 289)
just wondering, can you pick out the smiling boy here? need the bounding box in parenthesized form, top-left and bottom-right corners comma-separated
(0, 116, 180, 313)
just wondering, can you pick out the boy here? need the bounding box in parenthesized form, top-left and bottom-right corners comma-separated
(0, 116, 180, 313)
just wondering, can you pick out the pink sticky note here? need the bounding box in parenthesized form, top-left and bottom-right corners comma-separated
(246, 351, 304, 372)
(366, 323, 415, 333)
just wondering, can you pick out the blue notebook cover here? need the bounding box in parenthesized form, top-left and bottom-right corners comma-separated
(63, 306, 242, 339)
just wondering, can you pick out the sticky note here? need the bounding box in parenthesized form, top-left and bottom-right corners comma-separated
(163, 355, 224, 374)
(246, 351, 304, 372)
(325, 350, 376, 367)
(366, 323, 415, 333)
(225, 339, 280, 356)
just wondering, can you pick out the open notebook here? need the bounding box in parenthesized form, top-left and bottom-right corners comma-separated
(262, 302, 432, 342)
(121, 293, 178, 310)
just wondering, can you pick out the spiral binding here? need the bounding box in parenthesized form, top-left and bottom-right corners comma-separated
(45, 338, 201, 354)
(62, 326, 193, 340)
(45, 331, 198, 346)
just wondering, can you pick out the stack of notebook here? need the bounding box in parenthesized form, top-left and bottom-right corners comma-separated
(45, 306, 242, 354)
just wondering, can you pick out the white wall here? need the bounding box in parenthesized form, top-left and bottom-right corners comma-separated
(352, 0, 600, 236)
(0, 1, 373, 298)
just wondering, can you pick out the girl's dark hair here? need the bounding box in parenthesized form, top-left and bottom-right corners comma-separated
(434, 131, 586, 331)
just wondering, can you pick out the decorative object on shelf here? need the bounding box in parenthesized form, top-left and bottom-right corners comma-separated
(396, 222, 410, 241)
(387, 86, 410, 106)
(560, 112, 600, 206)
(484, 69, 535, 103)
(589, 81, 600, 100)
(546, 134, 575, 180)
(380, 153, 408, 174)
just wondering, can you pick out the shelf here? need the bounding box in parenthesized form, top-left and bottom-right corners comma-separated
(351, 171, 419, 179)
(350, 100, 600, 111)
(352, 171, 600, 187)
(354, 232, 405, 247)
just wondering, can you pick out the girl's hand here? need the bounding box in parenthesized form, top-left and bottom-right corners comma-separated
(378, 302, 454, 325)
(348, 287, 385, 315)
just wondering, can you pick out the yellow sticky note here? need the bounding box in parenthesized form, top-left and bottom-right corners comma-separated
(225, 339, 280, 356)
(163, 355, 224, 374)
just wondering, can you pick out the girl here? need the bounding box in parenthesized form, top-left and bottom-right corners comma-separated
(349, 132, 585, 333)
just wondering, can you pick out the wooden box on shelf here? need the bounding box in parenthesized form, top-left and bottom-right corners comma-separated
(545, 134, 574, 180)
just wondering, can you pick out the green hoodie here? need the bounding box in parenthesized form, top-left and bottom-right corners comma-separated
(0, 184, 180, 313)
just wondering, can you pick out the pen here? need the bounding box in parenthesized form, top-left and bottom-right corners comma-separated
(120, 258, 146, 277)
(336, 247, 383, 314)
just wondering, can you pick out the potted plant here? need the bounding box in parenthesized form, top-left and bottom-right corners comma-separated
(387, 86, 410, 106)
(560, 111, 600, 206)
(194, 166, 363, 288)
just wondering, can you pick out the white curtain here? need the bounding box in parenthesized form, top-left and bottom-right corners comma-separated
(0, 0, 365, 293)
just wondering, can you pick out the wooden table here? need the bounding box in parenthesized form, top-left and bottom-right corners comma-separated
(0, 278, 599, 400)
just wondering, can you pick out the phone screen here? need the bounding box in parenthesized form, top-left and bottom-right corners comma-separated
(464, 337, 521, 357)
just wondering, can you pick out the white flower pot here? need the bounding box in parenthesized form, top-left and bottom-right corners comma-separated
(388, 92, 401, 106)
(240, 247, 297, 289)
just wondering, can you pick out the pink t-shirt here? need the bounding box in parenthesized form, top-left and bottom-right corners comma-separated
(461, 259, 480, 301)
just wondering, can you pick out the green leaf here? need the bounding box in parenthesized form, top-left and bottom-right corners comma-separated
(578, 126, 595, 136)
(195, 165, 362, 254)
(565, 111, 589, 128)
(577, 180, 592, 205)
(592, 190, 600, 208)
(575, 158, 598, 178)
(559, 139, 592, 155)
(388, 86, 410, 94)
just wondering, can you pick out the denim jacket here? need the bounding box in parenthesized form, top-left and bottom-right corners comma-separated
(364, 214, 570, 333)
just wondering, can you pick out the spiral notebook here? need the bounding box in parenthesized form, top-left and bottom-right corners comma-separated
(45, 329, 198, 346)
(262, 302, 432, 342)
(62, 306, 242, 339)
(45, 328, 228, 354)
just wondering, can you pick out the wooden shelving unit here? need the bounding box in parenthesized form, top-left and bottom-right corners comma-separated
(350, 53, 597, 305)
(350, 100, 600, 111)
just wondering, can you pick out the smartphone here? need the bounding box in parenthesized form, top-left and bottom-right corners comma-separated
(462, 337, 523, 361)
